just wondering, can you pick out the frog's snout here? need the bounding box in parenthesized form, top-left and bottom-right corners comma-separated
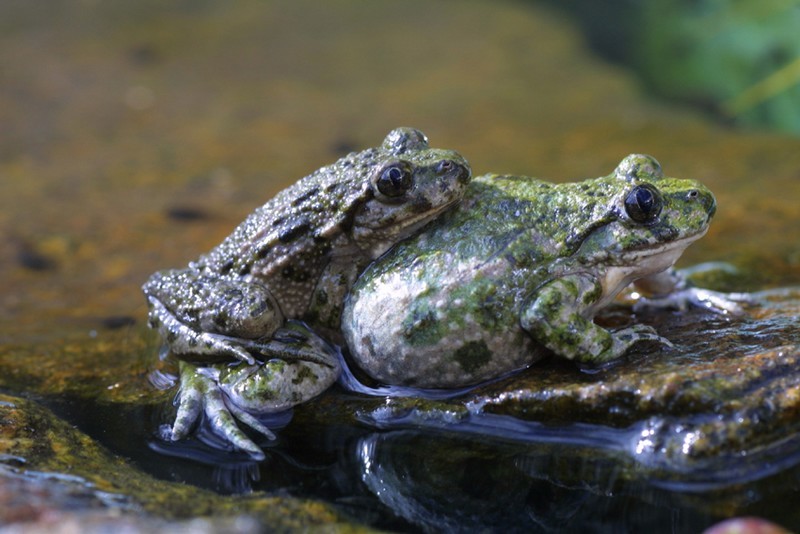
(455, 161, 472, 185)
(438, 157, 471, 185)
(689, 188, 717, 219)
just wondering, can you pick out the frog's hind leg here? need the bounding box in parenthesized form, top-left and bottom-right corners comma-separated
(144, 270, 285, 364)
(148, 297, 257, 364)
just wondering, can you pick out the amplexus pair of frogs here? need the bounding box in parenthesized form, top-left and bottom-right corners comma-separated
(144, 127, 733, 458)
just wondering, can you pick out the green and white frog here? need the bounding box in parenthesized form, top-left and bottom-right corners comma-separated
(342, 154, 722, 388)
(143, 128, 471, 457)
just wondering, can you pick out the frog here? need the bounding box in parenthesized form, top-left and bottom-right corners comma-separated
(143, 127, 471, 457)
(341, 154, 721, 388)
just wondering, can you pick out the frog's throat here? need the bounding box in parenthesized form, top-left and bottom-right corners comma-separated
(595, 230, 707, 313)
(353, 198, 459, 259)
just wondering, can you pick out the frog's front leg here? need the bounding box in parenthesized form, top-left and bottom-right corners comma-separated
(144, 269, 285, 365)
(306, 258, 360, 335)
(632, 268, 748, 316)
(521, 274, 671, 364)
(170, 361, 273, 460)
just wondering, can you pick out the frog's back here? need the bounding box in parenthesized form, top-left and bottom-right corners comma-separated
(195, 153, 375, 278)
(372, 175, 561, 278)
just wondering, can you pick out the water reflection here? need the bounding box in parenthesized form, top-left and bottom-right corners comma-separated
(357, 431, 536, 531)
(351, 430, 719, 532)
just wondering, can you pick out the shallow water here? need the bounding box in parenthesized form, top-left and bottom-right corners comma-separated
(2, 0, 800, 531)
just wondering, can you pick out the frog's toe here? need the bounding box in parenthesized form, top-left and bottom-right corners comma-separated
(202, 383, 266, 460)
(169, 366, 267, 459)
(634, 288, 749, 316)
(196, 332, 257, 364)
(682, 288, 750, 316)
(171, 381, 204, 440)
(610, 324, 673, 358)
(225, 403, 277, 441)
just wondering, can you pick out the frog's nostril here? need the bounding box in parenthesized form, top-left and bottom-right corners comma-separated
(687, 189, 715, 216)
(436, 160, 454, 173)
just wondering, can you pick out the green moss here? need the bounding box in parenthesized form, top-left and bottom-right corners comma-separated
(453, 340, 492, 375)
(402, 301, 447, 347)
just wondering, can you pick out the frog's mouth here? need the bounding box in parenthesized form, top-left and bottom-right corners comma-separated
(619, 228, 707, 266)
(393, 198, 458, 234)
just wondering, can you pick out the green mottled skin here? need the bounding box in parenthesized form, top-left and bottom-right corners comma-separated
(143, 128, 471, 457)
(343, 154, 717, 388)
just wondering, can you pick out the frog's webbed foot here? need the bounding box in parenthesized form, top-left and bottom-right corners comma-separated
(165, 323, 340, 460)
(609, 324, 673, 359)
(632, 266, 751, 316)
(570, 323, 673, 365)
(633, 287, 751, 316)
(169, 362, 271, 460)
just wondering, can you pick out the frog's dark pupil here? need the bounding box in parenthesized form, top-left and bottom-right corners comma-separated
(637, 188, 654, 210)
(378, 164, 412, 197)
(625, 184, 662, 223)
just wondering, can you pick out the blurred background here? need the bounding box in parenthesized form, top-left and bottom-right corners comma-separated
(0, 0, 799, 531)
(2, 0, 798, 337)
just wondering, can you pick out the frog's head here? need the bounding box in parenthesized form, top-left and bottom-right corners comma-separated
(572, 154, 716, 279)
(350, 127, 471, 258)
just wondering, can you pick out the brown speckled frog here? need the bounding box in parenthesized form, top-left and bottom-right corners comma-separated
(143, 128, 470, 457)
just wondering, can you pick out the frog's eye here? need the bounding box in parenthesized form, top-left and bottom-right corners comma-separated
(376, 162, 413, 198)
(624, 184, 662, 224)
